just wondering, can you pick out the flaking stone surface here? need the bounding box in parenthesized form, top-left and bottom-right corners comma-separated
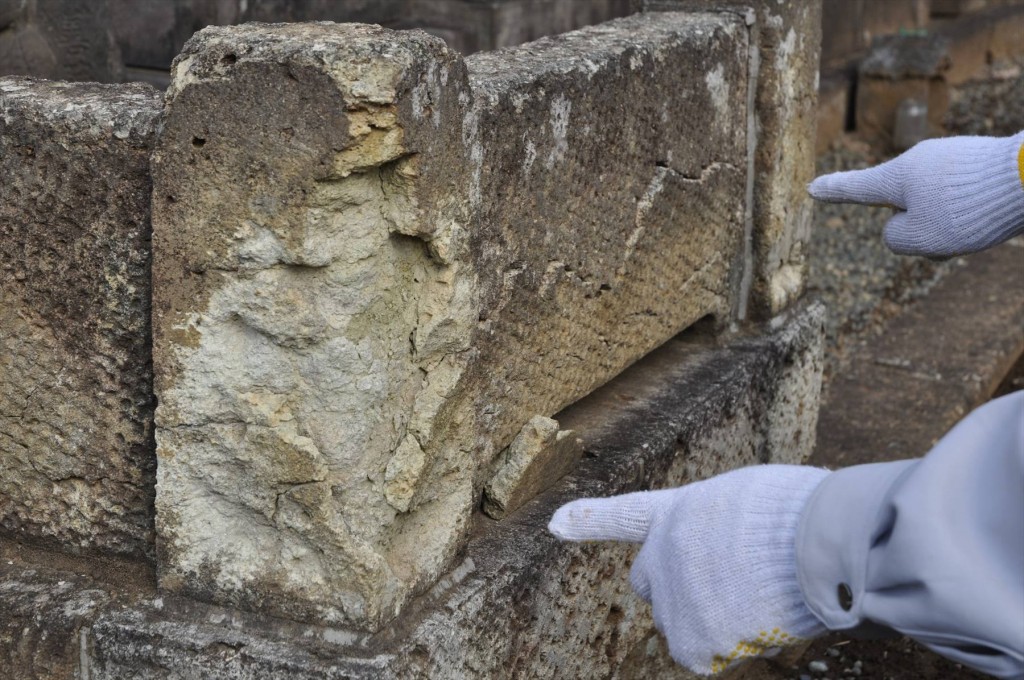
(482, 415, 583, 519)
(152, 13, 749, 630)
(0, 78, 162, 560)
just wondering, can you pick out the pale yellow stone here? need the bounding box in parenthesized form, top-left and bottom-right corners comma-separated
(483, 416, 584, 520)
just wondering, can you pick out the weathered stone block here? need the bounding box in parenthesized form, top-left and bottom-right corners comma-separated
(482, 415, 582, 519)
(643, 0, 822, 317)
(152, 13, 749, 629)
(0, 78, 162, 559)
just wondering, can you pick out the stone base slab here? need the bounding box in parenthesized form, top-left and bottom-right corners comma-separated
(1, 301, 824, 680)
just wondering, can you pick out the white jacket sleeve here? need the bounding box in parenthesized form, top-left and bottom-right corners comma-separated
(796, 391, 1024, 679)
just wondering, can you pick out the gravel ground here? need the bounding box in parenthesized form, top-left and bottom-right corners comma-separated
(741, 634, 994, 680)
(735, 70, 1024, 680)
(806, 137, 956, 380)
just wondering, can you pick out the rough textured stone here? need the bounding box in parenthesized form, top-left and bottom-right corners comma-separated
(482, 415, 583, 519)
(0, 0, 123, 82)
(0, 78, 162, 560)
(642, 0, 822, 317)
(0, 302, 825, 680)
(151, 15, 749, 629)
(0, 565, 118, 680)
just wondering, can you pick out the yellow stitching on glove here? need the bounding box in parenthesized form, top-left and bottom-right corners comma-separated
(710, 630, 803, 673)
(1018, 140, 1024, 188)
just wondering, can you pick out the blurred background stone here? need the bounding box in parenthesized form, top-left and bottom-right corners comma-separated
(0, 0, 123, 82)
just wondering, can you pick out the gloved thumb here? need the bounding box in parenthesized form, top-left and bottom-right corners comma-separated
(881, 211, 923, 255)
(548, 488, 676, 543)
(808, 158, 905, 209)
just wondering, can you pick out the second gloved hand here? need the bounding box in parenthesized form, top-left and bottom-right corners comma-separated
(549, 465, 830, 676)
(808, 132, 1024, 258)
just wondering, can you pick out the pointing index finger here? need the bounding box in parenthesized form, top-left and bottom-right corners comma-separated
(548, 489, 673, 543)
(808, 160, 905, 209)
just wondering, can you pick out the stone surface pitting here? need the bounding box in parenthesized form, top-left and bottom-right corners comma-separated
(0, 77, 162, 560)
(151, 14, 749, 629)
(0, 302, 825, 680)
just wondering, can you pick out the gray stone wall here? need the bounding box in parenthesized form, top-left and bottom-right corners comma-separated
(0, 302, 825, 680)
(642, 0, 822, 319)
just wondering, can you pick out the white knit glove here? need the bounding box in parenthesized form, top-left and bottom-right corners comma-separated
(549, 465, 830, 676)
(809, 132, 1024, 257)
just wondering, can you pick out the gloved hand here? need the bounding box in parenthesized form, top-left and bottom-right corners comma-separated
(808, 131, 1024, 257)
(549, 465, 830, 676)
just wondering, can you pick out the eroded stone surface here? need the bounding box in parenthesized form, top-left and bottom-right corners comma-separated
(746, 0, 822, 317)
(152, 14, 749, 629)
(0, 565, 117, 680)
(0, 78, 162, 560)
(152, 22, 477, 631)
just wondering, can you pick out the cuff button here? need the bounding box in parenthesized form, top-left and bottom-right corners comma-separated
(838, 583, 854, 611)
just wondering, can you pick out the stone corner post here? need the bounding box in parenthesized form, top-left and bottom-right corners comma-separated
(151, 22, 473, 630)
